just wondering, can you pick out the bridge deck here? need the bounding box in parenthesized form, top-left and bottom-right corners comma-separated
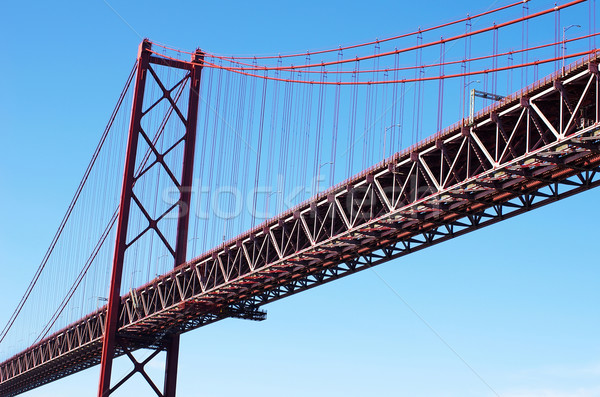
(1, 53, 599, 396)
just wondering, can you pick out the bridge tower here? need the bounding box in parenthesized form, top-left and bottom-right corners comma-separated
(97, 40, 203, 397)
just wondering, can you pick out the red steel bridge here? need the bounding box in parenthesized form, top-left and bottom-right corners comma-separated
(0, 0, 599, 395)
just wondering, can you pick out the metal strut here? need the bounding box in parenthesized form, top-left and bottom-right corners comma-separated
(469, 88, 505, 124)
(97, 39, 203, 397)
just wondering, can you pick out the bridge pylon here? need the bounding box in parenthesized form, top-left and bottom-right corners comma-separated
(97, 39, 204, 397)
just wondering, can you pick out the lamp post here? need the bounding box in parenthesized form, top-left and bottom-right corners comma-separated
(315, 162, 333, 196)
(263, 190, 282, 223)
(318, 161, 332, 182)
(562, 24, 581, 72)
(156, 253, 170, 279)
(465, 80, 481, 88)
(384, 124, 402, 159)
(188, 236, 201, 256)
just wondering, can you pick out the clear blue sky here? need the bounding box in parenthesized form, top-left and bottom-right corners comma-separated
(1, 1, 599, 396)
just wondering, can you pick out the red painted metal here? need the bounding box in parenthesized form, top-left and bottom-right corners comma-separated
(98, 39, 151, 397)
(97, 40, 204, 396)
(0, 0, 597, 388)
(202, 0, 584, 71)
(0, 51, 598, 397)
(163, 335, 180, 397)
(163, 48, 203, 397)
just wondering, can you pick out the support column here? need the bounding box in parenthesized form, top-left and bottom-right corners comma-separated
(97, 40, 203, 397)
(98, 39, 151, 397)
(163, 48, 203, 397)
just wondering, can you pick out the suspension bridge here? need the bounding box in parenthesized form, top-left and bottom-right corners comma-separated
(1, 0, 599, 395)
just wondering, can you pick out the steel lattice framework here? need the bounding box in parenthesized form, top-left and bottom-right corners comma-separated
(0, 50, 599, 397)
(97, 41, 204, 397)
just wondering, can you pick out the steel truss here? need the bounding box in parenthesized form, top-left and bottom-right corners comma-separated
(1, 53, 599, 397)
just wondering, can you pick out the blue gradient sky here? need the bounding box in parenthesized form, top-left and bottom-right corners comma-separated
(1, 1, 599, 396)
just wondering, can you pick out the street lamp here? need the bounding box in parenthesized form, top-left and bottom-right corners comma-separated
(265, 190, 282, 204)
(317, 161, 333, 181)
(156, 253, 170, 278)
(314, 162, 333, 196)
(384, 124, 402, 159)
(263, 190, 283, 223)
(562, 24, 581, 71)
(188, 236, 201, 255)
(69, 306, 79, 322)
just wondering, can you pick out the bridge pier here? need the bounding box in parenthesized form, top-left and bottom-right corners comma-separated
(163, 335, 180, 397)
